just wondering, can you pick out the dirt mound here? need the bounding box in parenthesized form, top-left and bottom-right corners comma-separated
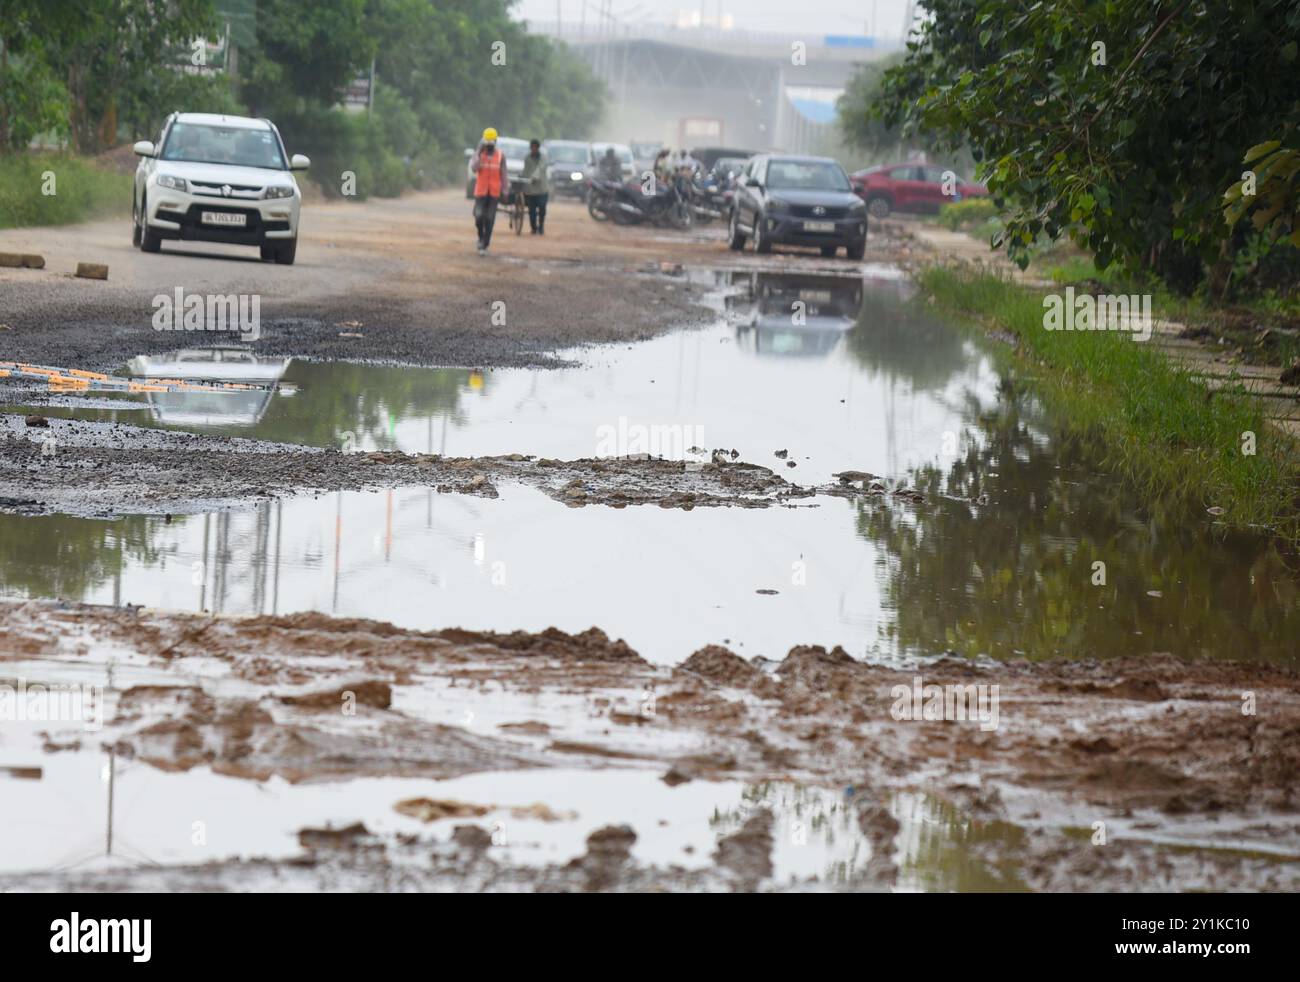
(679, 645, 762, 686)
(435, 625, 646, 663)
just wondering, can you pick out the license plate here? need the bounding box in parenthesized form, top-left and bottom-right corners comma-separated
(201, 212, 247, 227)
(799, 289, 832, 303)
(803, 220, 835, 233)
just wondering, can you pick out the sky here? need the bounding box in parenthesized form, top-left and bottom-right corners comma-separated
(513, 0, 916, 40)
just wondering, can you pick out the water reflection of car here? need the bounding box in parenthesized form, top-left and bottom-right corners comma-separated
(126, 348, 293, 427)
(728, 273, 864, 358)
(542, 139, 591, 198)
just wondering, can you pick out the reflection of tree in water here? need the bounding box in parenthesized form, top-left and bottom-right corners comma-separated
(709, 782, 871, 886)
(254, 362, 476, 450)
(893, 793, 1029, 893)
(844, 282, 973, 392)
(0, 513, 163, 600)
(859, 379, 1300, 662)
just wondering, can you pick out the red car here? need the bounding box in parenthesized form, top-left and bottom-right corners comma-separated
(850, 163, 988, 218)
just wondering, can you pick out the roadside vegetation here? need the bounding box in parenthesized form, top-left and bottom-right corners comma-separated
(0, 154, 129, 228)
(0, 0, 606, 207)
(920, 265, 1300, 542)
(934, 198, 997, 233)
(869, 0, 1300, 301)
(835, 1, 1300, 534)
(838, 1, 1300, 308)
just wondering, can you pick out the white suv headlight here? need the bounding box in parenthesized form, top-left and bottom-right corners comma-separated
(263, 185, 295, 200)
(156, 174, 187, 191)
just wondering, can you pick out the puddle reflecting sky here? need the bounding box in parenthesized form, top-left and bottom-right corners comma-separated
(2, 269, 1297, 663)
(0, 709, 1024, 891)
(11, 268, 989, 486)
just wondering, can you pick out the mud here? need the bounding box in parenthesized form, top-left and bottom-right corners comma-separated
(2, 599, 1295, 892)
(0, 414, 886, 517)
(0, 189, 915, 373)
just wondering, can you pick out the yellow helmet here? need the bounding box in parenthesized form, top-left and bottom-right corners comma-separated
(482, 127, 498, 142)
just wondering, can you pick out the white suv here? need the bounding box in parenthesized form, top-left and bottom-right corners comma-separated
(132, 113, 310, 265)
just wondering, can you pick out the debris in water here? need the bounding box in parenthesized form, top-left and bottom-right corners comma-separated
(394, 799, 492, 822)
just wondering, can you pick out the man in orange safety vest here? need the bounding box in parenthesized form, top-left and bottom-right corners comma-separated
(471, 127, 510, 254)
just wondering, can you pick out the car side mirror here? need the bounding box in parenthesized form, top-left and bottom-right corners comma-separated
(133, 140, 156, 157)
(290, 154, 311, 170)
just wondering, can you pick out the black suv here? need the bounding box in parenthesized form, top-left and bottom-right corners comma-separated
(728, 155, 867, 259)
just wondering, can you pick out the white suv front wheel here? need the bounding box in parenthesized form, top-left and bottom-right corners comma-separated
(261, 238, 297, 265)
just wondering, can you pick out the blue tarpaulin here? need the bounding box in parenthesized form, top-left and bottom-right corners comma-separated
(823, 35, 876, 48)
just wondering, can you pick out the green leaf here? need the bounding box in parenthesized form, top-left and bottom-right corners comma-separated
(1243, 141, 1282, 164)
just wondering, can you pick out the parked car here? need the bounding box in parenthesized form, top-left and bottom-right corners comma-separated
(710, 156, 749, 190)
(630, 141, 663, 175)
(132, 112, 309, 264)
(690, 146, 757, 171)
(728, 154, 867, 260)
(850, 163, 988, 218)
(464, 136, 529, 197)
(584, 142, 637, 184)
(542, 139, 592, 198)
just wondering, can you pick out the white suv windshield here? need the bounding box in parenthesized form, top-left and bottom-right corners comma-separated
(496, 139, 530, 157)
(547, 145, 587, 165)
(162, 123, 286, 169)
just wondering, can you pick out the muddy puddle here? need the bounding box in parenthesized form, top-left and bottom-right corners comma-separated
(0, 697, 1021, 891)
(4, 268, 1299, 664)
(7, 267, 972, 487)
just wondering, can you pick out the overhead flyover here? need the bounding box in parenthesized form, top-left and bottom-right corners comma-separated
(536, 24, 899, 155)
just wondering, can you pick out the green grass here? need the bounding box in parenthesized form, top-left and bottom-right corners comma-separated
(918, 265, 1300, 542)
(1041, 254, 1300, 369)
(0, 154, 131, 229)
(935, 197, 998, 231)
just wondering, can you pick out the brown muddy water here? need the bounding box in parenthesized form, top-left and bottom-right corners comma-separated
(0, 653, 1027, 889)
(2, 268, 1297, 664)
(0, 719, 1019, 889)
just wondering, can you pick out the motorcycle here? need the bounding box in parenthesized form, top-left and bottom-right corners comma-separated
(588, 174, 692, 230)
(586, 177, 619, 222)
(686, 173, 728, 225)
